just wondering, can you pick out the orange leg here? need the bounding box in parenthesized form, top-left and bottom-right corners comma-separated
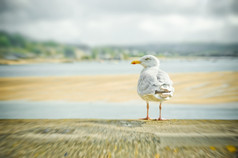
(158, 102, 162, 120)
(141, 102, 150, 120)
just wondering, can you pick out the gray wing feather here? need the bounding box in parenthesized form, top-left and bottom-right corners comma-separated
(138, 69, 174, 99)
(156, 70, 174, 98)
(138, 73, 158, 95)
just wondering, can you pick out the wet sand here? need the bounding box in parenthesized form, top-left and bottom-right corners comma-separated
(0, 119, 237, 157)
(0, 72, 237, 104)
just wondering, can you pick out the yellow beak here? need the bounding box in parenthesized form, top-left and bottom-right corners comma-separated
(131, 60, 141, 64)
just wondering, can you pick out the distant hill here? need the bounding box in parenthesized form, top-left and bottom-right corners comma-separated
(106, 43, 238, 57)
(0, 31, 90, 60)
(0, 31, 238, 62)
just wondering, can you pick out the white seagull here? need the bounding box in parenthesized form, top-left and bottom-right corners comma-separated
(131, 55, 174, 120)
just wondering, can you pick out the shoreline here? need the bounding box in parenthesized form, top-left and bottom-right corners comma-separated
(0, 56, 236, 65)
(0, 72, 237, 104)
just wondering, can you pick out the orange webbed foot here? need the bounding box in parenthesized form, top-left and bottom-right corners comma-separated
(140, 117, 151, 120)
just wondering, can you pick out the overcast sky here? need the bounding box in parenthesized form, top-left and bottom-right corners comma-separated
(0, 0, 238, 46)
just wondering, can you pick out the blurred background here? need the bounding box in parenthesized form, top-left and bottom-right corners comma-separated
(0, 0, 238, 60)
(0, 0, 238, 119)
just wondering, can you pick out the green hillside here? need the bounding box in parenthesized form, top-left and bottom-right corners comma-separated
(0, 31, 89, 60)
(0, 31, 238, 62)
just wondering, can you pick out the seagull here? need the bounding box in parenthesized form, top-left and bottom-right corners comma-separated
(131, 55, 174, 120)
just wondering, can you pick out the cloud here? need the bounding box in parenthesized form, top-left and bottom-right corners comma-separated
(0, 0, 237, 45)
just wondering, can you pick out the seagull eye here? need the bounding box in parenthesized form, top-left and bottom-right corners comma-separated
(145, 58, 150, 61)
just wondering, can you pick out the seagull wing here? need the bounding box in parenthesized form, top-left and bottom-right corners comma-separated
(138, 69, 174, 100)
(156, 69, 174, 98)
(137, 72, 159, 96)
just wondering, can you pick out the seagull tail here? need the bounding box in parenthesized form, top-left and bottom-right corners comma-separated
(155, 84, 174, 99)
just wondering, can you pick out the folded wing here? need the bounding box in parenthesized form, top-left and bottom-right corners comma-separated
(156, 70, 174, 99)
(137, 69, 174, 100)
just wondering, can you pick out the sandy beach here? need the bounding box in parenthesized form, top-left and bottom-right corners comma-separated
(0, 72, 237, 104)
(0, 119, 237, 157)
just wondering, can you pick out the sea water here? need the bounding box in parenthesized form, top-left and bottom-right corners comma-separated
(0, 58, 237, 77)
(0, 101, 237, 120)
(0, 57, 238, 119)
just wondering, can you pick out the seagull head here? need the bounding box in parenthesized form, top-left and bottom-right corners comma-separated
(131, 55, 160, 68)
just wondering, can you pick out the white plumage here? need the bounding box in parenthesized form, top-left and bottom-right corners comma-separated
(131, 55, 174, 120)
